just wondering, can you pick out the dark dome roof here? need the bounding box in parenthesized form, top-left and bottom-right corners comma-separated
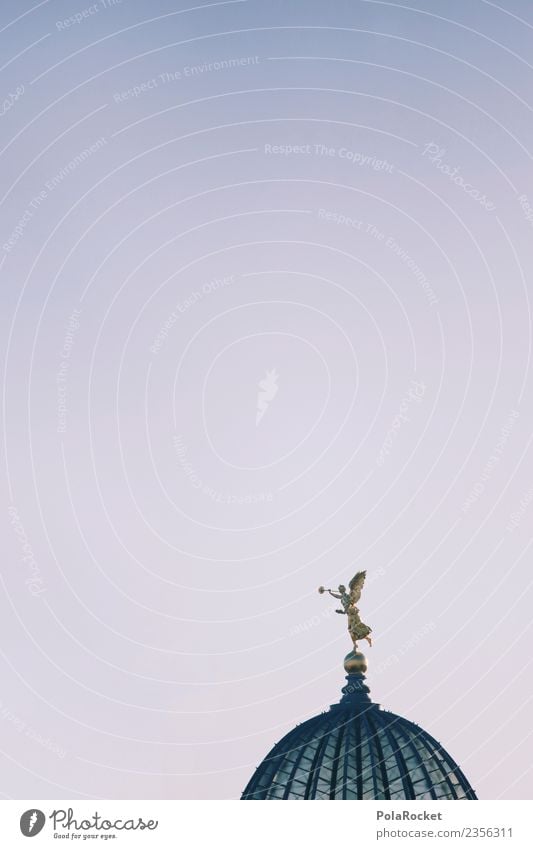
(242, 652, 477, 800)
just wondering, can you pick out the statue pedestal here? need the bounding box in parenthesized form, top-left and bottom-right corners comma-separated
(330, 650, 374, 709)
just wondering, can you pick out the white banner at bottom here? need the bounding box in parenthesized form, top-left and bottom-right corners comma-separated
(1, 800, 531, 848)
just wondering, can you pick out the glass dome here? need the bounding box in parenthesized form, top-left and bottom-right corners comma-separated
(242, 651, 477, 800)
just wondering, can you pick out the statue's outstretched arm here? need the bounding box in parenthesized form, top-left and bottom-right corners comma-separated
(328, 590, 342, 599)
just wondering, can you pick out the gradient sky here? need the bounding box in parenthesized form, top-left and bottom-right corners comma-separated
(1, 0, 533, 800)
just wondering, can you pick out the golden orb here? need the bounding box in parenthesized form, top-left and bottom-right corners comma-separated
(343, 650, 368, 674)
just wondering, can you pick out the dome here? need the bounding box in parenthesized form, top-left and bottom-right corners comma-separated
(242, 651, 477, 800)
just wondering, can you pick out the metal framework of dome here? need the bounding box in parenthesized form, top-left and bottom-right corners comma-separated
(241, 650, 477, 800)
(242, 572, 477, 800)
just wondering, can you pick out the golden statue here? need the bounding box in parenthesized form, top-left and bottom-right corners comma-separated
(318, 570, 372, 650)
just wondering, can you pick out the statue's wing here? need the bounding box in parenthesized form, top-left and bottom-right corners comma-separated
(348, 570, 367, 605)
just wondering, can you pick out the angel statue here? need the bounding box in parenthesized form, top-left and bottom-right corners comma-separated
(318, 570, 373, 650)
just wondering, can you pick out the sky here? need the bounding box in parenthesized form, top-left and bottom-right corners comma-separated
(1, 0, 533, 800)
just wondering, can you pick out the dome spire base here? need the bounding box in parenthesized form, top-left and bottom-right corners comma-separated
(331, 649, 373, 709)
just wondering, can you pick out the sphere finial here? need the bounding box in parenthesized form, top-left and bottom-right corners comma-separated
(343, 650, 368, 674)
